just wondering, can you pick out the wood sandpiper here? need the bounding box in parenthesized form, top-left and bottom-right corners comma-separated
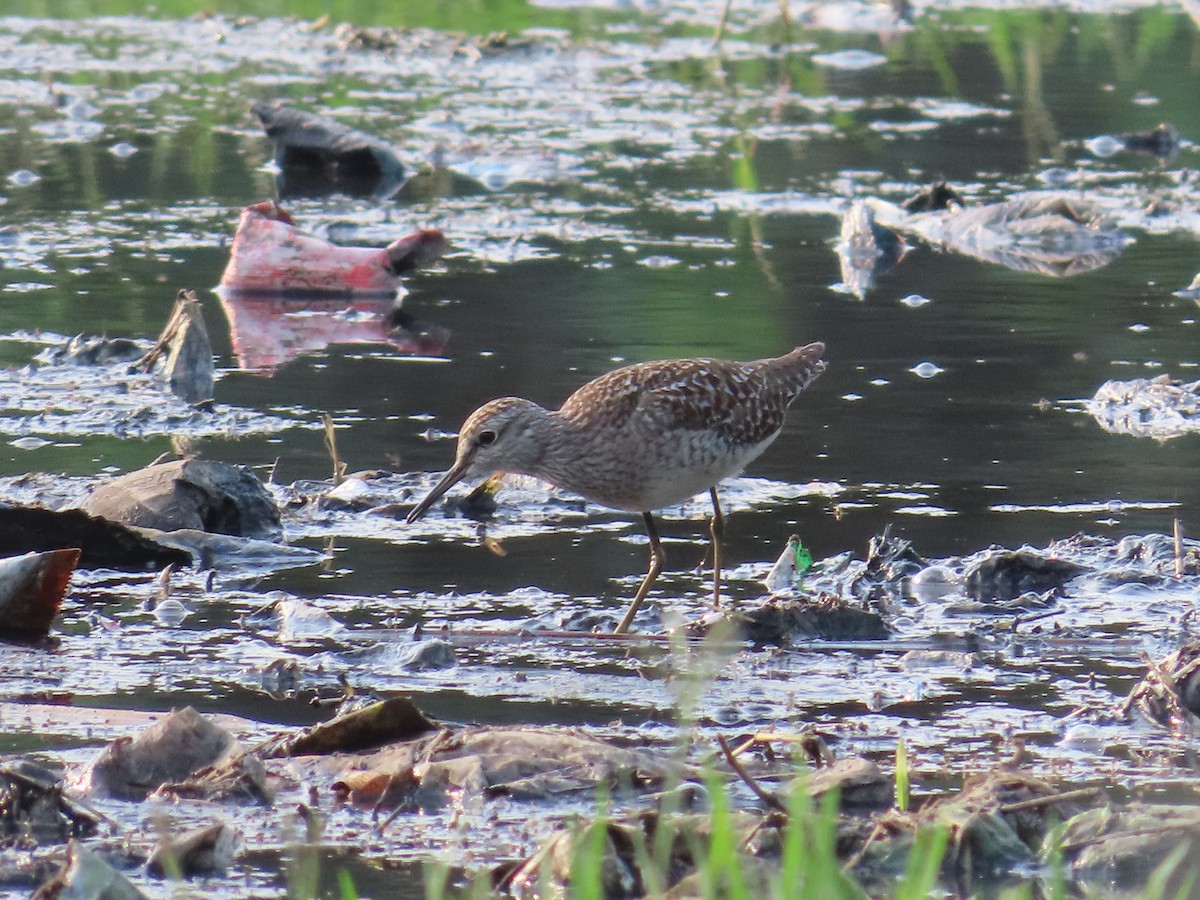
(407, 342, 827, 633)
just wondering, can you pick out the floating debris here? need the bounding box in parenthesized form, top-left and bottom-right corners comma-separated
(131, 290, 215, 406)
(252, 99, 408, 198)
(0, 549, 79, 640)
(1085, 374, 1200, 440)
(833, 200, 907, 299)
(219, 201, 447, 297)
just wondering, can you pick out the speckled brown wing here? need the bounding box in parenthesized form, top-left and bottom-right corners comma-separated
(559, 359, 790, 448)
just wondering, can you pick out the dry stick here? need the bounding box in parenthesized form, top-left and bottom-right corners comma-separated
(997, 787, 1100, 814)
(717, 734, 787, 813)
(1175, 518, 1185, 579)
(841, 820, 888, 873)
(321, 413, 347, 486)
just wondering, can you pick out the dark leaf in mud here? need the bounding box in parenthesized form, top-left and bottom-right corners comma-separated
(81, 458, 281, 541)
(965, 550, 1087, 601)
(0, 758, 99, 847)
(0, 549, 79, 639)
(694, 595, 889, 645)
(0, 506, 188, 571)
(80, 707, 242, 801)
(252, 100, 407, 199)
(155, 753, 272, 805)
(32, 841, 145, 900)
(260, 696, 437, 758)
(146, 821, 240, 878)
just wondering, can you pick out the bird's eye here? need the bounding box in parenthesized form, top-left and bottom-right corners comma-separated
(478, 430, 497, 447)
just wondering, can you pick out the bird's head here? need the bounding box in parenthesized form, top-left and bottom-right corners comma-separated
(406, 397, 547, 523)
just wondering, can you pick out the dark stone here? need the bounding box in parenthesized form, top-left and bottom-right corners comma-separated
(965, 550, 1087, 601)
(0, 506, 189, 571)
(81, 459, 281, 540)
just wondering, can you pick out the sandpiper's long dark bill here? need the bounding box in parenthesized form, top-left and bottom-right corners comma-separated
(407, 342, 827, 632)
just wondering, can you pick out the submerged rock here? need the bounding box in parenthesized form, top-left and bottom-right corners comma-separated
(691, 595, 889, 645)
(1064, 804, 1200, 892)
(0, 506, 188, 572)
(81, 458, 281, 540)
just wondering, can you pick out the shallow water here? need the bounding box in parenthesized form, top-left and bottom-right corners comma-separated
(1, 1, 1200, 895)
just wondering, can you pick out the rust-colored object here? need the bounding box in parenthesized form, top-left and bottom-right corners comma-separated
(218, 201, 447, 296)
(0, 549, 80, 639)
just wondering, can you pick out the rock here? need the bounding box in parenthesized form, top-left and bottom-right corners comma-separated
(0, 506, 188, 572)
(79, 707, 241, 800)
(81, 458, 280, 540)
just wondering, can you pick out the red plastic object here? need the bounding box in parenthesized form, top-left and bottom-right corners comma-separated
(218, 201, 446, 296)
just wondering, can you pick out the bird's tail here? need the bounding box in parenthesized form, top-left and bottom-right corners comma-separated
(759, 342, 827, 399)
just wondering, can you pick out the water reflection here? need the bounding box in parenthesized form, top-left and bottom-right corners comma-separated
(216, 290, 447, 372)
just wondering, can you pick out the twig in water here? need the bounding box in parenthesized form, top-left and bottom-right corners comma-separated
(717, 734, 786, 813)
